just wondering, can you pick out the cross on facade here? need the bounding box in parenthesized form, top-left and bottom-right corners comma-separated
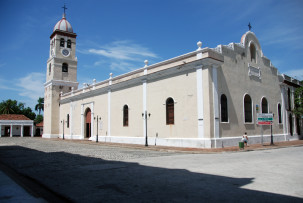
(248, 22, 252, 31)
(62, 4, 67, 15)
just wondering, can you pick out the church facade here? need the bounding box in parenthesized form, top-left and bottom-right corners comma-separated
(43, 13, 302, 148)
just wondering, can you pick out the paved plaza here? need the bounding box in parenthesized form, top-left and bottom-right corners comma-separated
(0, 137, 302, 202)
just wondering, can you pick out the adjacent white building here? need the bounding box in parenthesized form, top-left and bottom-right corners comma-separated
(43, 12, 302, 148)
(0, 114, 34, 137)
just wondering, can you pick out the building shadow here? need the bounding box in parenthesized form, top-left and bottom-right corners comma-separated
(0, 146, 302, 202)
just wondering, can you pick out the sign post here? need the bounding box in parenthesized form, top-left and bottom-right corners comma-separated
(257, 113, 274, 145)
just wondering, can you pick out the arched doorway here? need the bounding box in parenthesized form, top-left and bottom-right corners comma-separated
(85, 108, 91, 138)
(296, 117, 301, 136)
(289, 114, 293, 136)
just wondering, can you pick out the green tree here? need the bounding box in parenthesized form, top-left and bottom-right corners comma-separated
(293, 86, 303, 116)
(35, 97, 44, 115)
(34, 114, 43, 124)
(0, 99, 18, 114)
(22, 107, 36, 120)
(0, 99, 36, 120)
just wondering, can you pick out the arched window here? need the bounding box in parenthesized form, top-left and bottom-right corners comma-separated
(49, 64, 51, 75)
(123, 105, 129, 127)
(220, 94, 228, 122)
(62, 63, 68, 72)
(278, 103, 282, 124)
(250, 43, 256, 63)
(166, 98, 174, 125)
(60, 38, 65, 47)
(67, 39, 71, 48)
(244, 94, 252, 123)
(261, 97, 268, 113)
(288, 88, 291, 110)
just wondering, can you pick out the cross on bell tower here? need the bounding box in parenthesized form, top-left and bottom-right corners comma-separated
(62, 4, 67, 14)
(62, 4, 67, 18)
(248, 22, 252, 31)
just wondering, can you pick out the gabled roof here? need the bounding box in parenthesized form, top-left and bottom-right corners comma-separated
(0, 114, 31, 121)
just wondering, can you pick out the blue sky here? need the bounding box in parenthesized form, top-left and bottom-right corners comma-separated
(0, 0, 302, 113)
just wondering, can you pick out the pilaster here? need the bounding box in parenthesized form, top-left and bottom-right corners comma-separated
(108, 73, 112, 137)
(196, 65, 204, 138)
(281, 85, 287, 137)
(143, 60, 148, 139)
(31, 124, 34, 137)
(70, 102, 73, 137)
(10, 124, 12, 137)
(196, 41, 204, 138)
(21, 125, 24, 137)
(91, 102, 94, 138)
(212, 65, 219, 141)
(81, 104, 84, 138)
(202, 65, 213, 139)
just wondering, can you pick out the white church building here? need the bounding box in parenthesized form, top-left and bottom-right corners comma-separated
(43, 12, 302, 148)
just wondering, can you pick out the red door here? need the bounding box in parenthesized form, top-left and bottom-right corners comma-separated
(85, 109, 91, 138)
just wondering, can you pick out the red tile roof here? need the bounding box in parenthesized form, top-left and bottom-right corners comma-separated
(36, 121, 43, 127)
(0, 114, 31, 121)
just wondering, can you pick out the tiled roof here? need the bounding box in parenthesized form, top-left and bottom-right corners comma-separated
(0, 114, 31, 121)
(36, 121, 43, 127)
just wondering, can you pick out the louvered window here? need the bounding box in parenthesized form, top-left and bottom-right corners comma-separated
(123, 105, 129, 126)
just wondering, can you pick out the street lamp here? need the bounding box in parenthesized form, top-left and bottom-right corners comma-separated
(94, 116, 101, 143)
(142, 111, 151, 146)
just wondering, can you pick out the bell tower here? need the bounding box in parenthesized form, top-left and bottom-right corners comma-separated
(43, 7, 78, 138)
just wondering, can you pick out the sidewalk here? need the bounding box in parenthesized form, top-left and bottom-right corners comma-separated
(60, 138, 303, 153)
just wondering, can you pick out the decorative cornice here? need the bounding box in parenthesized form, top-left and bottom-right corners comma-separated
(50, 30, 77, 39)
(0, 120, 33, 125)
(44, 80, 79, 88)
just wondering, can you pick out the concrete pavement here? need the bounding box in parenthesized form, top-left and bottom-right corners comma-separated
(0, 169, 45, 203)
(0, 137, 302, 202)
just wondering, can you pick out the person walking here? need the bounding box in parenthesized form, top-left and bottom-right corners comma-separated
(242, 132, 248, 146)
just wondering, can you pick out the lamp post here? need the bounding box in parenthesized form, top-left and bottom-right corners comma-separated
(142, 111, 151, 146)
(61, 120, 65, 140)
(94, 116, 101, 143)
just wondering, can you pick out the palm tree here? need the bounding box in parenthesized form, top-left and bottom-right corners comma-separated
(35, 97, 44, 115)
(0, 99, 16, 114)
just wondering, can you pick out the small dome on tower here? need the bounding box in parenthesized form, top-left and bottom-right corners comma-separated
(53, 13, 73, 33)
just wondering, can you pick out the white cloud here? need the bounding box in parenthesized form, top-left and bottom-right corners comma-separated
(260, 27, 303, 48)
(16, 72, 45, 100)
(110, 61, 136, 72)
(0, 78, 19, 91)
(283, 69, 303, 81)
(89, 40, 157, 61)
(86, 40, 158, 72)
(0, 72, 44, 111)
